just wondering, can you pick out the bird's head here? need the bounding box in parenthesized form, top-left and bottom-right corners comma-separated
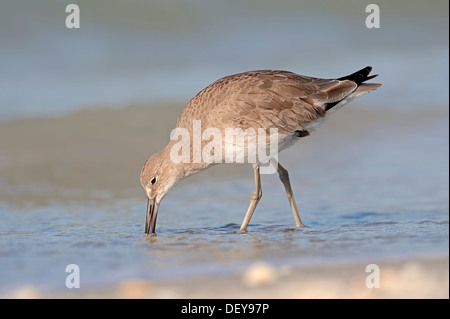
(140, 148, 184, 234)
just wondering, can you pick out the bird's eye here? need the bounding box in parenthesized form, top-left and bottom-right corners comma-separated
(151, 177, 157, 185)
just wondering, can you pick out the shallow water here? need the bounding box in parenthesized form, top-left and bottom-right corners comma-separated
(0, 197, 447, 294)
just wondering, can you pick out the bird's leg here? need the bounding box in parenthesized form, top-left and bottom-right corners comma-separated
(270, 159, 306, 227)
(240, 164, 262, 231)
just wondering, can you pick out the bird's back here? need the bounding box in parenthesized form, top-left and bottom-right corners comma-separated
(176, 68, 380, 137)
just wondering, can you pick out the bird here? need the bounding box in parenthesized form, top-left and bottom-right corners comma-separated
(140, 66, 381, 234)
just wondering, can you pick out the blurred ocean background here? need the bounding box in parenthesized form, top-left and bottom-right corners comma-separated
(0, 0, 448, 297)
(1, 0, 448, 118)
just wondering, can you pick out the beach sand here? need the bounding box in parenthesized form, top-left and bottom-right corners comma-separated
(8, 256, 449, 299)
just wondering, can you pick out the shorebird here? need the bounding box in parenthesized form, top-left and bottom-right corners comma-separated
(140, 66, 381, 234)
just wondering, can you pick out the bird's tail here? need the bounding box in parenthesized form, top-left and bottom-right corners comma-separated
(324, 66, 382, 111)
(337, 66, 378, 85)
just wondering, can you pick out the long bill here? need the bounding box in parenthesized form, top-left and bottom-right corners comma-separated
(145, 197, 160, 234)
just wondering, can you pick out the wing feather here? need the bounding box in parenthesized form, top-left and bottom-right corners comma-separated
(178, 69, 380, 138)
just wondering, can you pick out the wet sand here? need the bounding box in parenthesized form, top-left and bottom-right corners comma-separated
(1, 102, 447, 205)
(8, 256, 449, 299)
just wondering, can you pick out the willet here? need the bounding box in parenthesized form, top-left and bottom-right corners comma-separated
(140, 66, 381, 234)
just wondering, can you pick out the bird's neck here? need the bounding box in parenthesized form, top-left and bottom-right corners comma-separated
(162, 141, 213, 180)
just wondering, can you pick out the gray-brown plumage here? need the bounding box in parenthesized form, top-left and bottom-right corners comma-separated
(140, 66, 381, 234)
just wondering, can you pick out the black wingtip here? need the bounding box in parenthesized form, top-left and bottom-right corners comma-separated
(338, 66, 377, 86)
